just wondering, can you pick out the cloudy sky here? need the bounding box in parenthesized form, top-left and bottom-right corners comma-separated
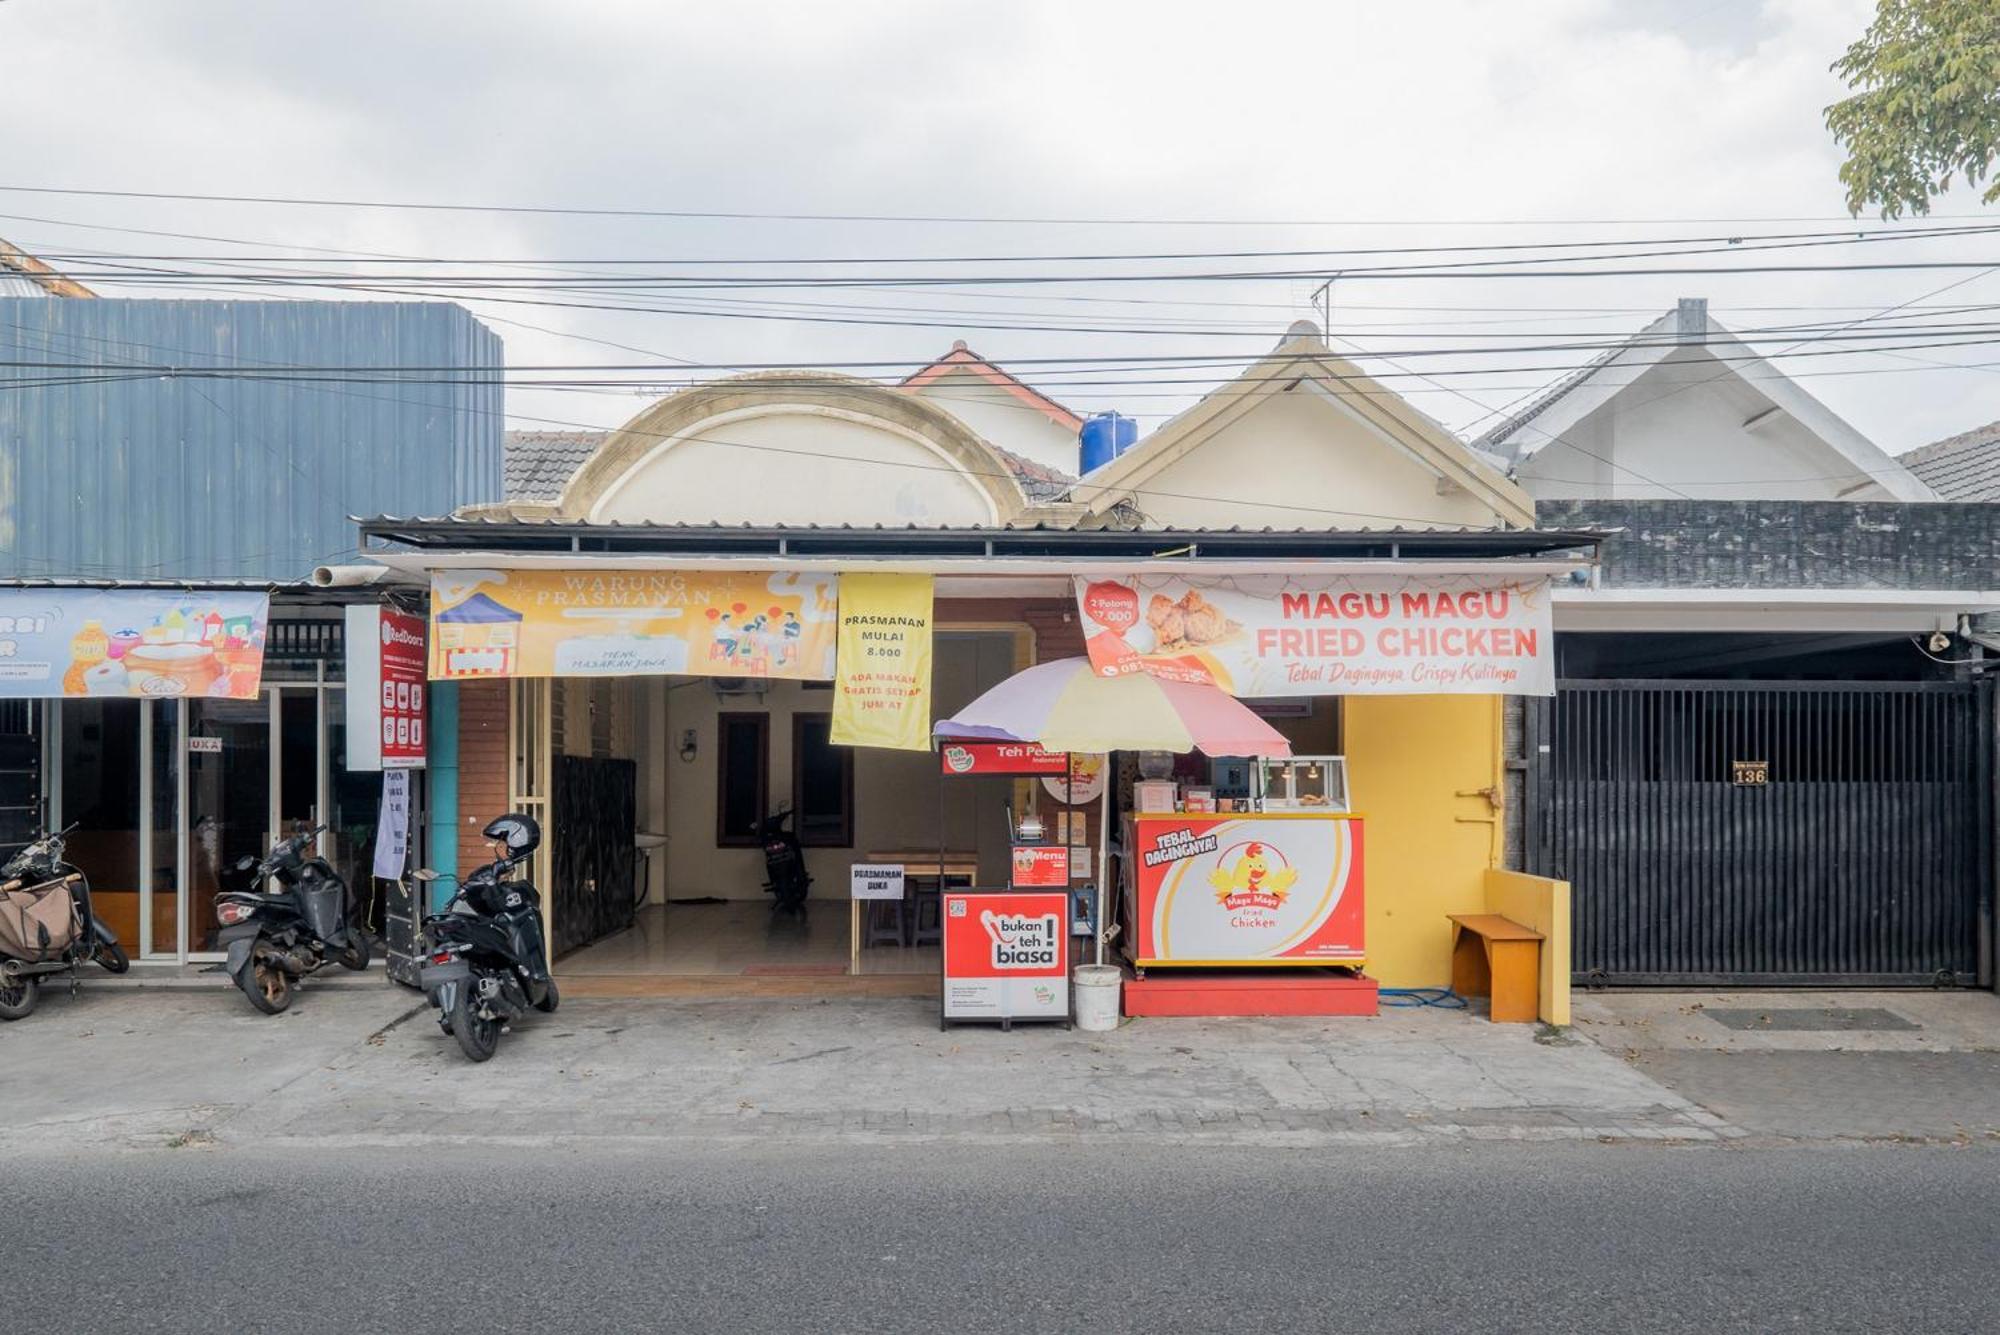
(1, 0, 1995, 454)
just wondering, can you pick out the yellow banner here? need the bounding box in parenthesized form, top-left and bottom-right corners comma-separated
(830, 573, 934, 751)
(429, 569, 838, 681)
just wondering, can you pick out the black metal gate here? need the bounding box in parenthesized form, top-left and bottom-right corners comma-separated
(1527, 680, 1994, 987)
(0, 701, 41, 862)
(550, 755, 637, 957)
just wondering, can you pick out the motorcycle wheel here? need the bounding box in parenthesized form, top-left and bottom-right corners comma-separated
(0, 970, 37, 1021)
(450, 984, 500, 1062)
(236, 956, 293, 1015)
(338, 931, 371, 972)
(533, 976, 560, 1014)
(96, 939, 131, 975)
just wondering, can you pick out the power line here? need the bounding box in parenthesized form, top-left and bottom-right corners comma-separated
(2, 182, 1994, 228)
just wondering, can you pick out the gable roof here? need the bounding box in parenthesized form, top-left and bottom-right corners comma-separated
(0, 237, 96, 299)
(1476, 301, 1935, 501)
(505, 429, 605, 501)
(1068, 325, 1537, 528)
(1902, 420, 2000, 502)
(899, 341, 1084, 431)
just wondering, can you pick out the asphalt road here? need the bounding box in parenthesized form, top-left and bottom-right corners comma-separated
(5, 1143, 1996, 1334)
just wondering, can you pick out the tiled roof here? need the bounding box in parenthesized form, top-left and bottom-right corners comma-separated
(504, 430, 605, 501)
(503, 427, 1082, 506)
(1901, 421, 2000, 502)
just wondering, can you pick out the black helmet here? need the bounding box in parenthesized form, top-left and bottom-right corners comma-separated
(482, 813, 541, 857)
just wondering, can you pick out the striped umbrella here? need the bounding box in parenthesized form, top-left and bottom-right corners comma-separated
(935, 656, 1291, 757)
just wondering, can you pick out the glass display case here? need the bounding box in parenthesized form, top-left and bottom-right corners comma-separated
(1254, 755, 1350, 812)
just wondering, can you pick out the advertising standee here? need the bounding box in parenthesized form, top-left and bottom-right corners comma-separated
(345, 606, 429, 770)
(940, 890, 1071, 1028)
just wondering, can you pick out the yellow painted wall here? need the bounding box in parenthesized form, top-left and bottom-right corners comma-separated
(1484, 869, 1572, 1026)
(1343, 694, 1505, 988)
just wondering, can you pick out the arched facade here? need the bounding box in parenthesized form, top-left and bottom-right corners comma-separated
(538, 373, 1038, 527)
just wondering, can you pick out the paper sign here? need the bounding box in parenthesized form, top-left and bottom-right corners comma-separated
(850, 863, 906, 901)
(373, 768, 411, 881)
(188, 736, 223, 754)
(1011, 845, 1068, 888)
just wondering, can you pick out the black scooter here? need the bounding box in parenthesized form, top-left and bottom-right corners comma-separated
(418, 813, 558, 1063)
(216, 824, 370, 1014)
(0, 823, 130, 1022)
(758, 805, 811, 917)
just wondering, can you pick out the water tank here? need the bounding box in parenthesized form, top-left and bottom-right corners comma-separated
(1079, 411, 1139, 474)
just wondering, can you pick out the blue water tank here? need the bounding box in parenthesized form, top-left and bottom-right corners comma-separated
(1079, 411, 1139, 473)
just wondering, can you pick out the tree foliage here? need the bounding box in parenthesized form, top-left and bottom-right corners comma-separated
(1826, 0, 2000, 218)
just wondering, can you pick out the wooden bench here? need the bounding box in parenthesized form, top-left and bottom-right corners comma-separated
(1447, 913, 1544, 1024)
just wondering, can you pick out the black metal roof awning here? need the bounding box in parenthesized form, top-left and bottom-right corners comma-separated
(357, 517, 1607, 563)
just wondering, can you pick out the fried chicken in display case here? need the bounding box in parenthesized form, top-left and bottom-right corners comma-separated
(1255, 756, 1350, 812)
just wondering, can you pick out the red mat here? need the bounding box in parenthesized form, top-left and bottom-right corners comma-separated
(1123, 969, 1378, 1018)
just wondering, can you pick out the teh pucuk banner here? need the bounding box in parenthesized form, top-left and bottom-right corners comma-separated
(429, 569, 839, 681)
(1074, 573, 1554, 696)
(0, 589, 269, 699)
(830, 573, 934, 752)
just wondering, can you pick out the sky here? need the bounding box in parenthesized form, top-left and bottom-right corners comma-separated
(1, 0, 1996, 457)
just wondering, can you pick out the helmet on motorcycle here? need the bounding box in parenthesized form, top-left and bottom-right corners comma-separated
(482, 813, 541, 857)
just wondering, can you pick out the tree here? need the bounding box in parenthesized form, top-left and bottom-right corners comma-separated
(1825, 0, 2000, 218)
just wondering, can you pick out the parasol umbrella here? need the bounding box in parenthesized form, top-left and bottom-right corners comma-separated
(935, 657, 1291, 964)
(934, 656, 1293, 758)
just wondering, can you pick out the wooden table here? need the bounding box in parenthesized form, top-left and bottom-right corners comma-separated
(851, 851, 981, 971)
(1447, 913, 1544, 1024)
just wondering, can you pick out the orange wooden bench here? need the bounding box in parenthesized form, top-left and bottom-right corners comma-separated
(1447, 913, 1544, 1024)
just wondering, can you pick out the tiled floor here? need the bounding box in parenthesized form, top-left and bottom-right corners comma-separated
(557, 900, 940, 978)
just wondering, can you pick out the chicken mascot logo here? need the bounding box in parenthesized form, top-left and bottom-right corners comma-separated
(1207, 841, 1297, 911)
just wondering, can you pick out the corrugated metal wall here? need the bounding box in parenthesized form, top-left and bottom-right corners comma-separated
(0, 299, 502, 579)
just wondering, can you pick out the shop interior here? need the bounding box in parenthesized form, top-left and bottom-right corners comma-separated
(552, 629, 1346, 982)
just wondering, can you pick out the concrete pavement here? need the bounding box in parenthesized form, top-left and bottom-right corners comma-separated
(1575, 990, 2000, 1142)
(1, 982, 1732, 1153)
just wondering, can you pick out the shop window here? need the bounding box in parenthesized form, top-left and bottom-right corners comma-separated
(60, 701, 141, 945)
(716, 712, 768, 846)
(791, 713, 853, 848)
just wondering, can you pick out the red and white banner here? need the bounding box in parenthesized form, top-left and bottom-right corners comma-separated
(1128, 814, 1363, 966)
(1075, 574, 1553, 696)
(344, 606, 428, 770)
(938, 740, 1072, 776)
(941, 890, 1070, 1022)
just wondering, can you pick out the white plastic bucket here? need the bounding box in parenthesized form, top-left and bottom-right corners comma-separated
(1073, 964, 1123, 1032)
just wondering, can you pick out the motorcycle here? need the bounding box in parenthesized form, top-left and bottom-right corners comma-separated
(215, 823, 370, 1015)
(757, 805, 811, 917)
(0, 823, 130, 1022)
(418, 813, 557, 1063)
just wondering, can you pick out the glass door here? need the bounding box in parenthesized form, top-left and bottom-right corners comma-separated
(184, 695, 272, 956)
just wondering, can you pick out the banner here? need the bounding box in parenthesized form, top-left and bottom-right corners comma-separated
(429, 569, 838, 681)
(1128, 813, 1364, 966)
(373, 768, 411, 881)
(1075, 574, 1553, 696)
(938, 741, 1072, 776)
(0, 589, 268, 699)
(344, 606, 427, 770)
(830, 573, 933, 751)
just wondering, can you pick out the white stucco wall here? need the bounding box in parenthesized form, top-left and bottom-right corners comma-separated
(1511, 351, 1897, 500)
(1131, 386, 1509, 529)
(908, 372, 1081, 477)
(588, 407, 1000, 526)
(659, 632, 1021, 901)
